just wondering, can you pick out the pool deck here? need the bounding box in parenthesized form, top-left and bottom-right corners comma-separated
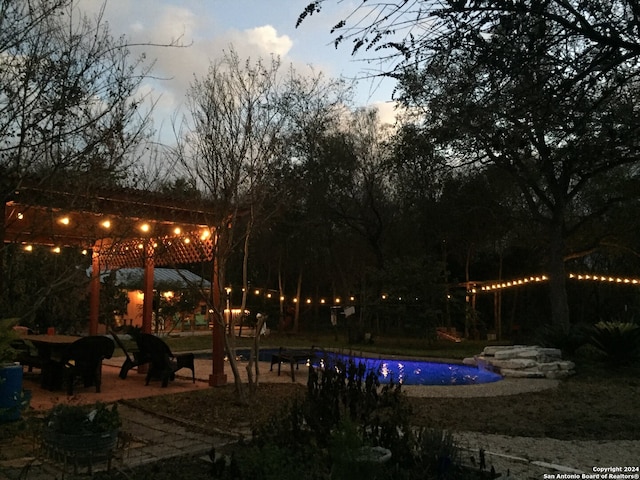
(21, 352, 559, 411)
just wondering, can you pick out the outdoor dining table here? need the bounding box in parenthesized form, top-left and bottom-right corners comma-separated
(27, 334, 81, 390)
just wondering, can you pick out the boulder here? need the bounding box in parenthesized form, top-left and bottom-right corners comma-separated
(471, 345, 575, 379)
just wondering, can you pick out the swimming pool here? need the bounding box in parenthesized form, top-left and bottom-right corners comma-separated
(221, 349, 502, 386)
(314, 353, 502, 386)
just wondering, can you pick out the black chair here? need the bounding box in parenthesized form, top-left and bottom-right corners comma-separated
(110, 329, 150, 379)
(136, 334, 195, 387)
(10, 338, 47, 373)
(63, 336, 115, 395)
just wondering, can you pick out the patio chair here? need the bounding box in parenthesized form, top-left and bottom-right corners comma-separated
(63, 336, 115, 395)
(136, 333, 195, 387)
(10, 338, 47, 372)
(109, 329, 150, 379)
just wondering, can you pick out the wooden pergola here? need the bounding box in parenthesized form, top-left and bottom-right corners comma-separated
(2, 186, 227, 386)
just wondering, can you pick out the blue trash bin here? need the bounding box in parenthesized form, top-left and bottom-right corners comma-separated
(0, 363, 24, 422)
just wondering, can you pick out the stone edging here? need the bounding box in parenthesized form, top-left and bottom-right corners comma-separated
(463, 345, 575, 379)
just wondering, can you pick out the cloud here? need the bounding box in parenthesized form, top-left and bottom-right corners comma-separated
(73, 0, 397, 143)
(373, 101, 400, 126)
(244, 25, 292, 57)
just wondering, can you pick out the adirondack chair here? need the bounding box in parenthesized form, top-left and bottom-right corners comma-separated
(63, 336, 115, 395)
(110, 329, 150, 379)
(136, 333, 195, 387)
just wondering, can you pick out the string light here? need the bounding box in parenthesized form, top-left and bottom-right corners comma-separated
(481, 275, 548, 291)
(480, 273, 640, 292)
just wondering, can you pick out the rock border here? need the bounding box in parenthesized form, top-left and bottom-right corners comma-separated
(463, 345, 575, 379)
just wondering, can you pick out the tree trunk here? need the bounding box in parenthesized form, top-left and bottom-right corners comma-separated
(293, 271, 302, 333)
(245, 315, 266, 394)
(548, 221, 570, 332)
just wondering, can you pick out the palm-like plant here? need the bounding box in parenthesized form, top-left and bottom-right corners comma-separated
(589, 321, 640, 366)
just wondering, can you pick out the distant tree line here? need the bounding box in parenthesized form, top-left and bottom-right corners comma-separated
(2, 0, 640, 345)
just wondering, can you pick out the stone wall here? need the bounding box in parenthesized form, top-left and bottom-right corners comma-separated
(463, 345, 575, 379)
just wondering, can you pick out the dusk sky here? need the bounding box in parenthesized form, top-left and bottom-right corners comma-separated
(77, 0, 399, 140)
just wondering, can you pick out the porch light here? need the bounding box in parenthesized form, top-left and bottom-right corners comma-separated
(59, 216, 70, 225)
(101, 220, 111, 229)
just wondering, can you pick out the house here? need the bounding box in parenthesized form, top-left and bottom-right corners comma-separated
(95, 268, 211, 331)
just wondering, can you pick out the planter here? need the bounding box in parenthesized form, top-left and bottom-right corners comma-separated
(43, 429, 119, 454)
(0, 363, 23, 423)
(42, 429, 119, 474)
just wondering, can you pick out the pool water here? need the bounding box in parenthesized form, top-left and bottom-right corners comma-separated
(314, 353, 502, 386)
(213, 348, 502, 386)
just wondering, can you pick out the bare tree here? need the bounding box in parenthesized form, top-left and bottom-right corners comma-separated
(173, 48, 299, 399)
(0, 0, 172, 316)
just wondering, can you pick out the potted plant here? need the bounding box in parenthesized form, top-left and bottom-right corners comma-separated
(43, 402, 121, 453)
(0, 318, 23, 423)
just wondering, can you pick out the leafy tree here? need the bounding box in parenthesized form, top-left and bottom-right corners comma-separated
(394, 8, 640, 330)
(297, 0, 640, 77)
(300, 0, 640, 332)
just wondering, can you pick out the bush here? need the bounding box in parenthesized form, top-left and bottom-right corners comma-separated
(536, 323, 589, 355)
(589, 321, 640, 366)
(44, 402, 121, 435)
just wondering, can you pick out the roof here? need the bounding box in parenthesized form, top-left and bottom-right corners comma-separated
(99, 268, 211, 290)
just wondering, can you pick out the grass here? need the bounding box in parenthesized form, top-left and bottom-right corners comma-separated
(160, 330, 501, 359)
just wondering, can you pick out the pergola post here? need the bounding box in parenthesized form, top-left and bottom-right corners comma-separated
(89, 251, 101, 335)
(142, 241, 155, 335)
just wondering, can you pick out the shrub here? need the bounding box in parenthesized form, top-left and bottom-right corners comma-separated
(214, 355, 494, 479)
(589, 321, 640, 366)
(536, 323, 589, 355)
(44, 402, 121, 435)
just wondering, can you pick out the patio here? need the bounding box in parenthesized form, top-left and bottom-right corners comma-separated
(23, 353, 309, 412)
